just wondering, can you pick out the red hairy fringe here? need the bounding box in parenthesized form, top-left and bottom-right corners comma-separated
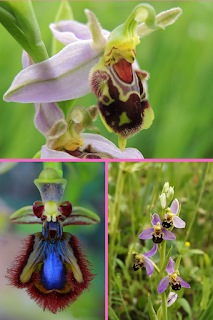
(6, 234, 95, 314)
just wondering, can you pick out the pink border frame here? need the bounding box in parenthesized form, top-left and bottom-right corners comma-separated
(1, 157, 212, 320)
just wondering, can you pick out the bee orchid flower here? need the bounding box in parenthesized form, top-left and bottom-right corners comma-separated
(158, 257, 190, 294)
(4, 4, 182, 151)
(6, 168, 100, 313)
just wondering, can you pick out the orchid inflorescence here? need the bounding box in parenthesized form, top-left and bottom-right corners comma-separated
(6, 166, 100, 313)
(130, 182, 190, 317)
(1, 1, 182, 159)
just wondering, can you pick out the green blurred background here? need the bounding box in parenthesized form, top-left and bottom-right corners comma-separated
(0, 161, 105, 320)
(0, 1, 213, 159)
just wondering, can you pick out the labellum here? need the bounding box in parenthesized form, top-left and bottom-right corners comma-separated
(6, 168, 100, 313)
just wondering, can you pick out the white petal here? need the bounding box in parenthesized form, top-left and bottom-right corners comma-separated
(81, 133, 144, 159)
(41, 145, 75, 159)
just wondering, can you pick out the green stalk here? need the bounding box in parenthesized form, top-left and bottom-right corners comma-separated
(128, 174, 135, 241)
(43, 162, 63, 177)
(184, 162, 209, 243)
(159, 240, 167, 320)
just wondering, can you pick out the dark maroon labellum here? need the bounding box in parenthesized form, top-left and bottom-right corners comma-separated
(58, 201, 72, 217)
(152, 234, 163, 244)
(33, 201, 44, 218)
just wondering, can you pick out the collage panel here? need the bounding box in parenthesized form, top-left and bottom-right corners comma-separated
(108, 161, 212, 320)
(0, 1, 212, 159)
(0, 161, 105, 320)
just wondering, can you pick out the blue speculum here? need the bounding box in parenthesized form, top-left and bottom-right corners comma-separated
(41, 243, 66, 291)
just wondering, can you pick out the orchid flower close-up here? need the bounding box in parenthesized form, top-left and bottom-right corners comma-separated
(3, 3, 182, 156)
(158, 257, 190, 294)
(162, 199, 186, 229)
(6, 167, 101, 313)
(131, 243, 158, 277)
(139, 213, 176, 244)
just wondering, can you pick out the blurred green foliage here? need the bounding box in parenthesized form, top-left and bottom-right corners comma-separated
(0, 1, 213, 158)
(108, 161, 213, 320)
(0, 161, 105, 320)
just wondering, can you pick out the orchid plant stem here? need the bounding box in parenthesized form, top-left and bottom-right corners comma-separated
(184, 162, 209, 243)
(43, 162, 63, 177)
(159, 240, 167, 320)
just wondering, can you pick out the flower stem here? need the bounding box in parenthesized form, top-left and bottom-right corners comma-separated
(43, 162, 63, 177)
(159, 240, 167, 320)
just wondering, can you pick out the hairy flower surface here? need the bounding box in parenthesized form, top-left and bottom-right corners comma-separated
(7, 168, 100, 313)
(139, 213, 176, 244)
(158, 258, 190, 294)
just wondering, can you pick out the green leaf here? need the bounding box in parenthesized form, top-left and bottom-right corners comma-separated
(200, 276, 211, 310)
(108, 306, 120, 320)
(161, 245, 173, 273)
(177, 298, 192, 318)
(175, 255, 182, 270)
(177, 312, 182, 320)
(148, 294, 158, 320)
(0, 1, 48, 62)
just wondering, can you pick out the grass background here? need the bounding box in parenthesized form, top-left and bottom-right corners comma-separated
(0, 161, 105, 320)
(108, 161, 213, 320)
(0, 1, 213, 158)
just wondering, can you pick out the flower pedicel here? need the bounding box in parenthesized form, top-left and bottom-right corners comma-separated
(6, 168, 100, 313)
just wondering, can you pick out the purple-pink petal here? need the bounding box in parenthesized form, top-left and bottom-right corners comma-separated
(173, 216, 186, 228)
(167, 292, 178, 307)
(151, 213, 162, 226)
(166, 257, 175, 274)
(144, 243, 158, 258)
(34, 102, 65, 136)
(138, 227, 154, 240)
(162, 228, 176, 240)
(4, 40, 103, 103)
(170, 199, 179, 214)
(50, 20, 93, 44)
(177, 276, 191, 288)
(158, 275, 170, 294)
(144, 256, 154, 277)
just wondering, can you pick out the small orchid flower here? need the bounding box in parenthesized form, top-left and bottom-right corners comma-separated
(160, 292, 178, 307)
(162, 199, 186, 229)
(130, 244, 158, 277)
(158, 258, 190, 294)
(7, 168, 100, 313)
(139, 213, 176, 244)
(4, 5, 182, 151)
